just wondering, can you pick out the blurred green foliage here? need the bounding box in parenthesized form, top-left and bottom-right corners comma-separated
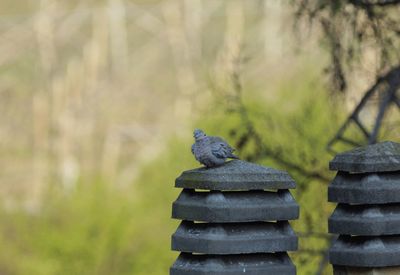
(0, 1, 398, 275)
(0, 183, 139, 275)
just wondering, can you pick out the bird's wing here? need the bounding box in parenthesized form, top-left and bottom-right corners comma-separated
(209, 136, 234, 159)
(211, 136, 235, 151)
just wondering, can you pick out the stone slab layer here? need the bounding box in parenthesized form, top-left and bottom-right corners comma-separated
(329, 235, 400, 267)
(328, 171, 400, 204)
(170, 252, 296, 275)
(175, 160, 296, 190)
(329, 204, 400, 235)
(333, 265, 400, 275)
(172, 189, 299, 222)
(172, 221, 298, 254)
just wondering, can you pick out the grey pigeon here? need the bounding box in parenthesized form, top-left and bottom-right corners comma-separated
(191, 129, 239, 168)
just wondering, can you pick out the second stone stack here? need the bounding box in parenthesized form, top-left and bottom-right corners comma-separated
(170, 159, 299, 275)
(328, 141, 400, 274)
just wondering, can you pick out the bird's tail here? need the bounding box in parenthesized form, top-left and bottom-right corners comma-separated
(229, 153, 239, 159)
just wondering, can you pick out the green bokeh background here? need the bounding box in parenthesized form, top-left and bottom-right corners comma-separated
(0, 1, 398, 274)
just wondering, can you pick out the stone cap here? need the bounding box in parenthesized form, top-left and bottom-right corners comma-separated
(175, 160, 296, 190)
(328, 171, 400, 204)
(329, 141, 400, 173)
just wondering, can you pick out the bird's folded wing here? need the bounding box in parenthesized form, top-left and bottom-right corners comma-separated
(211, 142, 229, 158)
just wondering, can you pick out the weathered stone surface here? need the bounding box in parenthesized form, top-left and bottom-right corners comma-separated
(172, 221, 298, 254)
(333, 265, 400, 275)
(329, 235, 400, 267)
(171, 159, 300, 273)
(329, 204, 400, 235)
(329, 141, 400, 173)
(328, 171, 400, 204)
(172, 189, 299, 222)
(175, 160, 296, 190)
(170, 252, 296, 275)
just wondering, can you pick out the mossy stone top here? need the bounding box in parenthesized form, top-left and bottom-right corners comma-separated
(330, 141, 400, 173)
(175, 160, 296, 190)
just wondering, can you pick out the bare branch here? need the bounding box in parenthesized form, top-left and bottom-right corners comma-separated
(349, 0, 400, 7)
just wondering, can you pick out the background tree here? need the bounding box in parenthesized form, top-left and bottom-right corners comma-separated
(294, 0, 400, 149)
(295, 0, 400, 93)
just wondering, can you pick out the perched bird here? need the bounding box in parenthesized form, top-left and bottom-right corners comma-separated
(191, 129, 239, 168)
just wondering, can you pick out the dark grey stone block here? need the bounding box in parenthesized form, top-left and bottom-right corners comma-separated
(329, 204, 400, 235)
(333, 265, 400, 274)
(172, 221, 298, 254)
(175, 160, 296, 190)
(329, 141, 400, 173)
(170, 252, 296, 275)
(172, 189, 299, 222)
(329, 235, 400, 267)
(328, 171, 400, 204)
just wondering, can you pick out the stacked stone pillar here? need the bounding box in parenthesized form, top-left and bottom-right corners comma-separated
(170, 160, 299, 274)
(328, 141, 400, 274)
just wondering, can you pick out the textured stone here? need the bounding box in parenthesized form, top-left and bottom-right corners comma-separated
(172, 221, 298, 254)
(333, 265, 400, 275)
(170, 252, 296, 275)
(328, 171, 400, 204)
(172, 189, 299, 222)
(329, 235, 400, 267)
(329, 141, 400, 173)
(329, 204, 400, 235)
(175, 160, 296, 190)
(171, 158, 299, 273)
